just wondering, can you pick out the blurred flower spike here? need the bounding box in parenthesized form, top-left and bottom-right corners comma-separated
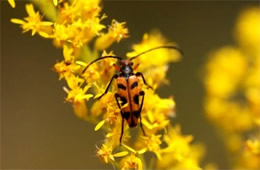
(10, 0, 204, 169)
(204, 7, 260, 169)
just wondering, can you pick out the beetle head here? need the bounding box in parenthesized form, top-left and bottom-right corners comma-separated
(120, 59, 133, 67)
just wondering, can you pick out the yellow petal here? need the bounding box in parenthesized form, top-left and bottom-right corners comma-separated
(104, 157, 108, 163)
(122, 144, 136, 153)
(41, 21, 53, 26)
(106, 133, 113, 138)
(10, 18, 25, 24)
(53, 0, 58, 6)
(109, 155, 115, 161)
(25, 4, 35, 16)
(113, 151, 129, 157)
(38, 31, 50, 38)
(94, 120, 105, 131)
(75, 61, 87, 67)
(121, 103, 129, 109)
(83, 94, 94, 101)
(8, 0, 15, 8)
(137, 148, 147, 154)
(31, 30, 36, 36)
(73, 102, 87, 118)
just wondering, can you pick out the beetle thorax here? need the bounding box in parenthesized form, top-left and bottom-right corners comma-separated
(120, 60, 133, 77)
(122, 65, 133, 75)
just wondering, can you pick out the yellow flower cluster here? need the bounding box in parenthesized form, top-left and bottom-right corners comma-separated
(92, 34, 202, 169)
(204, 7, 260, 169)
(10, 0, 203, 169)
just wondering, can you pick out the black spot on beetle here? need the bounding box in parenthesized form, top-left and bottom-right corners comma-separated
(118, 83, 126, 90)
(133, 111, 140, 118)
(131, 81, 138, 89)
(123, 112, 130, 119)
(120, 96, 127, 105)
(133, 94, 139, 104)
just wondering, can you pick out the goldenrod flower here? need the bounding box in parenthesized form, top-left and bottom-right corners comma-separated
(11, 4, 53, 37)
(65, 85, 93, 104)
(64, 84, 93, 118)
(157, 125, 201, 169)
(121, 154, 143, 170)
(245, 138, 260, 155)
(136, 134, 162, 159)
(54, 61, 80, 82)
(97, 144, 128, 163)
(162, 125, 193, 161)
(127, 31, 181, 71)
(95, 20, 129, 50)
(235, 136, 260, 169)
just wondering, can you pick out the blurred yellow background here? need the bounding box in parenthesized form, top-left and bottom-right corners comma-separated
(1, 0, 258, 169)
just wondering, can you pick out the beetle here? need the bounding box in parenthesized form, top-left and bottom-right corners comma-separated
(82, 45, 183, 144)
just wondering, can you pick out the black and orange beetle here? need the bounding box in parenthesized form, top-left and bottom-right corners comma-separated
(82, 45, 183, 143)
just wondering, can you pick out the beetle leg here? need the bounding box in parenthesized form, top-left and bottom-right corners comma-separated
(133, 63, 140, 70)
(136, 72, 153, 89)
(139, 91, 146, 136)
(113, 63, 121, 72)
(98, 74, 118, 100)
(115, 93, 124, 144)
(119, 118, 124, 145)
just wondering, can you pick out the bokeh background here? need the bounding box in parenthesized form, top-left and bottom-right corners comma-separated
(1, 0, 258, 169)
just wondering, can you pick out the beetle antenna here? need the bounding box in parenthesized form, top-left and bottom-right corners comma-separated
(130, 45, 183, 61)
(82, 56, 123, 73)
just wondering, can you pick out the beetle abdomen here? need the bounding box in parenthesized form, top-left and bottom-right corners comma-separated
(117, 75, 140, 127)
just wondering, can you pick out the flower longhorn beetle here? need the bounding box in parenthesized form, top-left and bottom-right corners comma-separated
(82, 45, 183, 144)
